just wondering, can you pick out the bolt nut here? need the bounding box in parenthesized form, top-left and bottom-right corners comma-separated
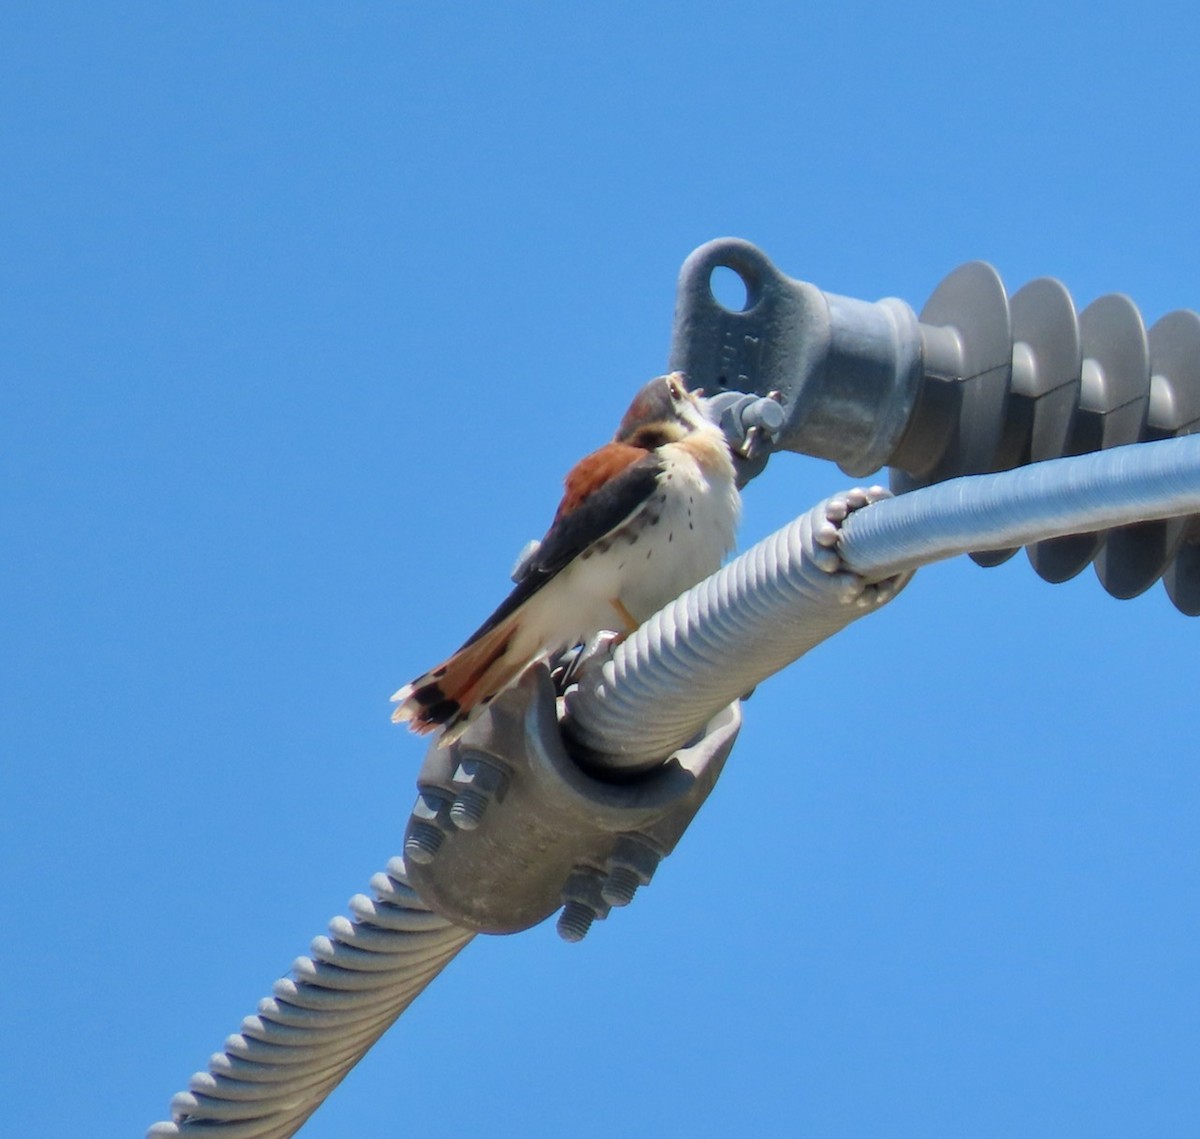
(404, 789, 450, 865)
(600, 835, 662, 907)
(556, 867, 612, 943)
(448, 788, 488, 830)
(404, 821, 444, 865)
(556, 900, 596, 943)
(447, 751, 509, 831)
(600, 866, 642, 908)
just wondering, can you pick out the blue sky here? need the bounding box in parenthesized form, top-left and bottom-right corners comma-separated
(4, 4, 1199, 1136)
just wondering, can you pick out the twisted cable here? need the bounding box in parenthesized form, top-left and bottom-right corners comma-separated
(564, 487, 906, 769)
(146, 858, 473, 1138)
(841, 434, 1200, 580)
(567, 435, 1200, 771)
(149, 437, 1200, 1135)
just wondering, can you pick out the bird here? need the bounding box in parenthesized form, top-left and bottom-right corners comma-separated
(390, 372, 741, 746)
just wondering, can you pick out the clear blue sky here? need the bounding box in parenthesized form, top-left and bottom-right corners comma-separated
(4, 5, 1198, 1137)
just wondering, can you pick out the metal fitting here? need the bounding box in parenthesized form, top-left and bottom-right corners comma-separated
(671, 237, 1200, 611)
(447, 751, 509, 831)
(403, 790, 451, 865)
(556, 868, 612, 942)
(403, 665, 741, 937)
(600, 835, 662, 907)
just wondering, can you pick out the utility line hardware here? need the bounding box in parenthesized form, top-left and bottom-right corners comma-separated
(153, 239, 1200, 1135)
(403, 665, 741, 939)
(402, 484, 909, 939)
(671, 238, 1200, 612)
(404, 238, 1200, 941)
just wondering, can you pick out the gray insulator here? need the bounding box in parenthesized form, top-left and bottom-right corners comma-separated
(882, 261, 1200, 606)
(891, 260, 1014, 487)
(147, 858, 473, 1138)
(1027, 295, 1150, 582)
(1105, 311, 1200, 605)
(671, 239, 1200, 610)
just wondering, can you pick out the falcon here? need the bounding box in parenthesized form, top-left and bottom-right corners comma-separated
(391, 372, 741, 745)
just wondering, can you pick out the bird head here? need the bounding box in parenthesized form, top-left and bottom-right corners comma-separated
(614, 372, 716, 450)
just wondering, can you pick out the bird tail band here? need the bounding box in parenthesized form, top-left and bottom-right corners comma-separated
(390, 618, 524, 745)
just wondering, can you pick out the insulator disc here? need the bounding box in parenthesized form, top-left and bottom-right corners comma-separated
(1029, 294, 1149, 583)
(1142, 310, 1200, 613)
(973, 277, 1082, 568)
(896, 261, 1012, 494)
(1092, 306, 1193, 599)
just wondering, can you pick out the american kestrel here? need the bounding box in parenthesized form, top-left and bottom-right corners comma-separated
(391, 372, 741, 745)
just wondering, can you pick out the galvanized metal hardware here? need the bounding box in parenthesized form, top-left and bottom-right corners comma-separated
(705, 388, 786, 478)
(408, 240, 1200, 936)
(403, 664, 740, 939)
(671, 237, 925, 482)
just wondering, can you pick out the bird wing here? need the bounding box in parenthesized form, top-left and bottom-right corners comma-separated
(460, 441, 663, 647)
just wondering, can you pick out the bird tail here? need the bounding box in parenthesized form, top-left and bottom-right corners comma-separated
(390, 616, 528, 746)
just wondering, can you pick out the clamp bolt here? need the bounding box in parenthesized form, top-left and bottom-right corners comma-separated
(556, 867, 612, 943)
(404, 789, 450, 865)
(447, 752, 509, 832)
(600, 835, 662, 908)
(556, 901, 597, 943)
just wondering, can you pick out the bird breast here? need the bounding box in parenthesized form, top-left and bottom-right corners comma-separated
(515, 428, 740, 652)
(606, 437, 739, 624)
